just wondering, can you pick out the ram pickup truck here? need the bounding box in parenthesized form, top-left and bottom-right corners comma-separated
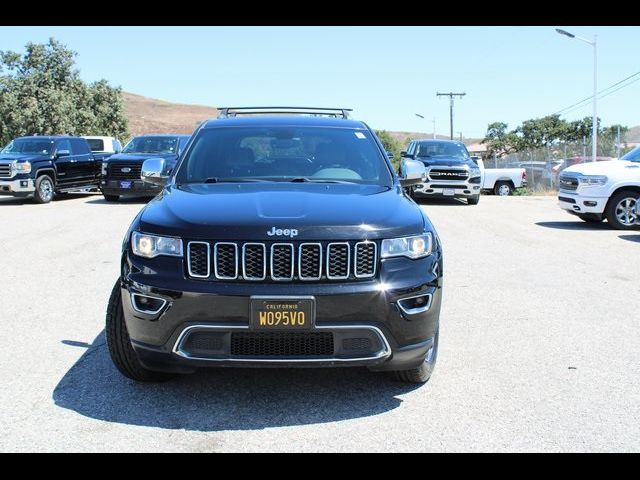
(106, 107, 443, 384)
(472, 157, 527, 195)
(402, 139, 482, 205)
(0, 135, 100, 203)
(557, 146, 640, 229)
(100, 134, 190, 202)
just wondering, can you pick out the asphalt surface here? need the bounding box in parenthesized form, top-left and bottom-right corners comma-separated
(1, 193, 639, 452)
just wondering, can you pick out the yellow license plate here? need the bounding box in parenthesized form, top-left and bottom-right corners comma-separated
(250, 297, 315, 329)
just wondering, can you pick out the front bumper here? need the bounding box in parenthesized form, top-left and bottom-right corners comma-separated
(120, 249, 443, 373)
(414, 182, 480, 198)
(101, 179, 161, 197)
(558, 190, 608, 215)
(0, 177, 36, 196)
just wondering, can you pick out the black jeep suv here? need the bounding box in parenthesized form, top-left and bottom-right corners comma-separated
(106, 107, 443, 384)
(0, 136, 100, 203)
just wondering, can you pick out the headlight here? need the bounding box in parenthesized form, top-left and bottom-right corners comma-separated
(578, 175, 607, 186)
(131, 231, 183, 258)
(381, 233, 433, 259)
(101, 162, 108, 176)
(469, 167, 480, 177)
(12, 161, 31, 174)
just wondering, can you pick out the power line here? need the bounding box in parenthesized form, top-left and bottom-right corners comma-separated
(554, 69, 640, 115)
(561, 75, 640, 116)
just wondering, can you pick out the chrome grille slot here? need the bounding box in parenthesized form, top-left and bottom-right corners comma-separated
(271, 243, 294, 281)
(214, 243, 238, 279)
(355, 241, 377, 278)
(298, 243, 322, 281)
(327, 242, 350, 280)
(187, 242, 210, 278)
(242, 243, 266, 280)
(0, 164, 11, 178)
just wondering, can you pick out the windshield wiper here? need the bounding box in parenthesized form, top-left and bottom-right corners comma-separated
(183, 177, 271, 184)
(288, 177, 358, 184)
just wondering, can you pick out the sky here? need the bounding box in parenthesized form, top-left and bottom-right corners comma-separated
(0, 26, 638, 138)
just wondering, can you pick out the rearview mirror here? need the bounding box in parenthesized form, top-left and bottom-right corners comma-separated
(399, 158, 426, 187)
(141, 158, 168, 186)
(56, 149, 70, 158)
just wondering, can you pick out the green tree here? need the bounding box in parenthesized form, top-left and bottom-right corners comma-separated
(0, 38, 128, 146)
(482, 122, 520, 157)
(375, 129, 403, 169)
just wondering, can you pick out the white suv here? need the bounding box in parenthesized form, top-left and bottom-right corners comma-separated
(557, 146, 640, 229)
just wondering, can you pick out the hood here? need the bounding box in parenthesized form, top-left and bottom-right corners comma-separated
(0, 154, 49, 163)
(108, 153, 178, 162)
(138, 183, 425, 240)
(417, 157, 474, 168)
(564, 159, 637, 175)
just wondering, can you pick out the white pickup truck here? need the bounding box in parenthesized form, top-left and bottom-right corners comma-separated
(472, 157, 528, 195)
(557, 146, 640, 229)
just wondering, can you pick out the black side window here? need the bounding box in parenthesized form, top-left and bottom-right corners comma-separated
(407, 142, 415, 155)
(56, 139, 71, 154)
(71, 139, 90, 155)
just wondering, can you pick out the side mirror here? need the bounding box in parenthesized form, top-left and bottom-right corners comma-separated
(141, 158, 168, 186)
(386, 151, 394, 160)
(56, 149, 70, 158)
(399, 158, 426, 187)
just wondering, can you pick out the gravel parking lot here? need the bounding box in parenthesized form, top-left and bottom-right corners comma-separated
(1, 193, 638, 452)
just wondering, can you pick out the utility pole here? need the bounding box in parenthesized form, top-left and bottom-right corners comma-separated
(432, 118, 436, 139)
(616, 125, 621, 158)
(457, 132, 463, 142)
(437, 92, 466, 140)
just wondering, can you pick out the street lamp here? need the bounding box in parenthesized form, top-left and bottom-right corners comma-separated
(555, 28, 598, 162)
(415, 113, 436, 139)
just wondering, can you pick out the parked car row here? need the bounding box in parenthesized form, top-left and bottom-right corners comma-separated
(0, 133, 189, 204)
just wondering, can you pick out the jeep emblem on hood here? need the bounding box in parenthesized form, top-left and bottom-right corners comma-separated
(267, 227, 299, 238)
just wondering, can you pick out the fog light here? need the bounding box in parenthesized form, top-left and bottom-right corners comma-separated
(584, 201, 597, 207)
(397, 293, 433, 316)
(131, 293, 167, 315)
(20, 180, 28, 187)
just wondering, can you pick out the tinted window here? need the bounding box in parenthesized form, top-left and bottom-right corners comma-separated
(178, 136, 190, 153)
(86, 139, 105, 152)
(1, 138, 54, 155)
(622, 146, 640, 162)
(416, 141, 470, 160)
(71, 138, 90, 155)
(175, 126, 392, 186)
(122, 136, 179, 154)
(56, 139, 72, 153)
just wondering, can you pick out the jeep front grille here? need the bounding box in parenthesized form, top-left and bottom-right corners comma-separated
(0, 164, 11, 178)
(107, 162, 142, 180)
(230, 331, 334, 357)
(186, 240, 378, 282)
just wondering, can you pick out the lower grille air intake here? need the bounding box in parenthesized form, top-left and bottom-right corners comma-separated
(230, 332, 334, 357)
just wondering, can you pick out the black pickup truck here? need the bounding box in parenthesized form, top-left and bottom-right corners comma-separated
(100, 134, 191, 202)
(0, 136, 101, 203)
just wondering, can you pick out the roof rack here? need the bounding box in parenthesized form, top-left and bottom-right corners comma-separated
(217, 106, 352, 120)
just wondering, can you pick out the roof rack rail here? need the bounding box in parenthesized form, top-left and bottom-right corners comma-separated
(217, 106, 353, 120)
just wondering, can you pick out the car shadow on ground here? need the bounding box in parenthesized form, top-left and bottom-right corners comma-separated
(85, 196, 151, 205)
(619, 234, 640, 243)
(0, 193, 94, 206)
(535, 221, 611, 231)
(53, 331, 420, 432)
(415, 197, 468, 207)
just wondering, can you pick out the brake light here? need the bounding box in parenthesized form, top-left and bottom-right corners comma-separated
(522, 170, 527, 180)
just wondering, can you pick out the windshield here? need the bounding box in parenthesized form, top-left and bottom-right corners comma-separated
(1, 139, 53, 156)
(174, 126, 392, 186)
(416, 141, 470, 160)
(621, 146, 640, 162)
(122, 136, 179, 154)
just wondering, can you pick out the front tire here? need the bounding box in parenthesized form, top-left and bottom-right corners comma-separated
(605, 191, 640, 230)
(33, 175, 55, 204)
(106, 281, 175, 382)
(393, 329, 439, 384)
(494, 181, 513, 196)
(103, 194, 120, 202)
(467, 194, 480, 205)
